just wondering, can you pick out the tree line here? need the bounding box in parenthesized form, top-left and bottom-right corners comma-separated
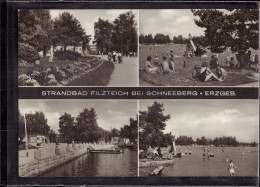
(139, 33, 207, 46)
(19, 107, 137, 144)
(18, 10, 90, 62)
(94, 11, 138, 55)
(18, 110, 57, 143)
(59, 108, 137, 143)
(176, 135, 257, 147)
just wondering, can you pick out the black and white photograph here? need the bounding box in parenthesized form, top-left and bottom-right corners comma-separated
(18, 9, 138, 86)
(139, 9, 259, 86)
(18, 100, 138, 177)
(139, 100, 258, 177)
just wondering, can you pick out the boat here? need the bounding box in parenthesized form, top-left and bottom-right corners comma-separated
(173, 152, 182, 157)
(89, 148, 123, 154)
(149, 166, 164, 176)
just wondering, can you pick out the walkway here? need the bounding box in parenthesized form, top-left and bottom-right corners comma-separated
(94, 55, 138, 86)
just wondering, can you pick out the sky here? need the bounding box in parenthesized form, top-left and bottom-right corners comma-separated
(19, 100, 137, 133)
(139, 9, 205, 38)
(50, 9, 138, 44)
(139, 100, 259, 143)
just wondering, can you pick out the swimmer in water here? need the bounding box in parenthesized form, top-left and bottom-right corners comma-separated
(228, 160, 237, 176)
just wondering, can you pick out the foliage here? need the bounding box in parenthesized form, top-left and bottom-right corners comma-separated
(120, 117, 138, 141)
(212, 136, 239, 147)
(23, 111, 50, 135)
(18, 10, 90, 62)
(94, 18, 114, 54)
(75, 108, 102, 143)
(18, 56, 103, 86)
(139, 33, 171, 45)
(48, 129, 57, 143)
(176, 136, 194, 146)
(111, 128, 120, 137)
(59, 113, 75, 143)
(52, 12, 87, 50)
(18, 43, 39, 62)
(18, 10, 52, 61)
(94, 11, 137, 54)
(192, 9, 258, 56)
(154, 33, 171, 44)
(54, 50, 81, 61)
(139, 101, 172, 149)
(18, 74, 40, 86)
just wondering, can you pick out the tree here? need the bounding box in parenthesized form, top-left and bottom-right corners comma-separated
(111, 128, 120, 137)
(59, 113, 75, 143)
(48, 129, 57, 143)
(32, 10, 53, 56)
(139, 102, 171, 149)
(25, 111, 50, 135)
(94, 18, 114, 53)
(75, 108, 102, 143)
(18, 10, 53, 60)
(176, 136, 194, 146)
(192, 9, 258, 68)
(18, 10, 40, 61)
(120, 117, 138, 141)
(113, 11, 138, 54)
(53, 12, 86, 51)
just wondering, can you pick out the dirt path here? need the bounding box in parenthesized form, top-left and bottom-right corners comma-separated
(94, 55, 138, 86)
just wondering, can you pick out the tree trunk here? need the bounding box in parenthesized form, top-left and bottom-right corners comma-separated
(43, 50, 47, 57)
(236, 53, 246, 69)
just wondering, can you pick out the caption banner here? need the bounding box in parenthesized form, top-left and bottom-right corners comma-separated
(18, 87, 258, 99)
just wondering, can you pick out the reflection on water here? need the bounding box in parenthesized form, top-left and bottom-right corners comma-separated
(140, 146, 258, 176)
(40, 149, 137, 177)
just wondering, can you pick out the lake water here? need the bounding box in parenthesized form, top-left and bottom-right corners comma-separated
(140, 146, 258, 176)
(40, 148, 137, 177)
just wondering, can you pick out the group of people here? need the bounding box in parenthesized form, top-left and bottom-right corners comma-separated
(202, 149, 214, 158)
(192, 55, 227, 82)
(108, 51, 123, 64)
(54, 141, 88, 155)
(144, 49, 176, 74)
(145, 146, 163, 160)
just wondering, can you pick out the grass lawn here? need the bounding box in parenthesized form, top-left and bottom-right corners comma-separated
(66, 60, 115, 86)
(139, 44, 258, 86)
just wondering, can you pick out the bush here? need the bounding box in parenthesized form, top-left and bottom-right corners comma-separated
(18, 74, 40, 86)
(18, 42, 40, 62)
(49, 65, 66, 81)
(54, 50, 81, 61)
